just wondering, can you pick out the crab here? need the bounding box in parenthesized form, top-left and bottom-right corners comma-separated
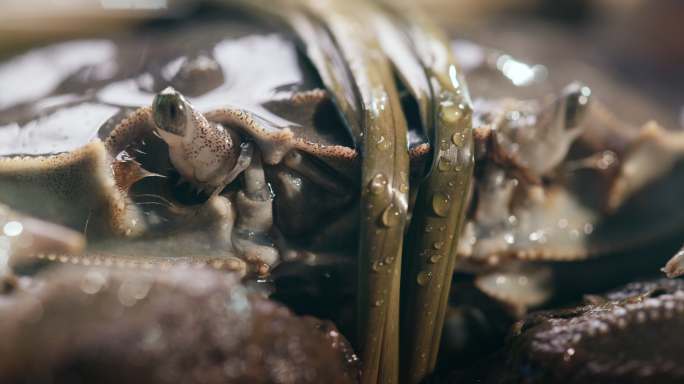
(0, 265, 360, 383)
(1, 1, 683, 384)
(491, 278, 684, 384)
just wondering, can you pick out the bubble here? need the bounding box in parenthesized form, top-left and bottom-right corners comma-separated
(433, 241, 445, 250)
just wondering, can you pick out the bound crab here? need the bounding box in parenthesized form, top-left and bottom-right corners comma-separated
(1, 1, 683, 384)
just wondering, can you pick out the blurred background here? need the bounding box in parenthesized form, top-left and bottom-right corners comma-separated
(1, 0, 682, 128)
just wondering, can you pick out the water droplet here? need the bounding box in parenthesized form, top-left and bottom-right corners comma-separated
(432, 192, 450, 217)
(429, 254, 443, 264)
(3, 221, 23, 237)
(399, 183, 409, 193)
(440, 139, 449, 150)
(563, 348, 576, 362)
(80, 270, 107, 295)
(381, 203, 402, 227)
(417, 271, 432, 286)
(384, 256, 395, 265)
(451, 132, 465, 146)
(369, 173, 388, 195)
(457, 147, 471, 168)
(372, 260, 384, 272)
(597, 150, 617, 170)
(375, 135, 392, 151)
(437, 158, 451, 172)
(374, 299, 384, 307)
(120, 278, 152, 306)
(377, 136, 392, 151)
(425, 225, 433, 233)
(440, 105, 462, 124)
(433, 241, 444, 250)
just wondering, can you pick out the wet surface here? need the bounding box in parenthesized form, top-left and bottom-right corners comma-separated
(0, 266, 359, 384)
(0, 2, 683, 383)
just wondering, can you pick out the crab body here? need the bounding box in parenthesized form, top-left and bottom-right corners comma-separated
(1, 3, 684, 383)
(0, 10, 678, 301)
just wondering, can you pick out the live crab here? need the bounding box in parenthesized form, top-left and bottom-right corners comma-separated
(0, 1, 683, 383)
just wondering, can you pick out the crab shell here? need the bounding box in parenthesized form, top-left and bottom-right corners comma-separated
(0, 265, 359, 383)
(0, 3, 682, 307)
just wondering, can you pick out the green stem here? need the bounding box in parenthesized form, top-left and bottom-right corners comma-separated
(377, 5, 474, 383)
(238, 1, 410, 381)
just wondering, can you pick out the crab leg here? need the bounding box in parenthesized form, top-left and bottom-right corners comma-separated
(376, 4, 475, 382)
(209, 142, 254, 199)
(282, 150, 351, 196)
(232, 148, 279, 268)
(224, 0, 364, 146)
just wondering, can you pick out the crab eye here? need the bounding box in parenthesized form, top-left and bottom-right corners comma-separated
(153, 87, 188, 136)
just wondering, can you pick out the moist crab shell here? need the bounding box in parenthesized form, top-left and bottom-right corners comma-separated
(1, 2, 683, 313)
(1, 3, 684, 383)
(0, 265, 360, 383)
